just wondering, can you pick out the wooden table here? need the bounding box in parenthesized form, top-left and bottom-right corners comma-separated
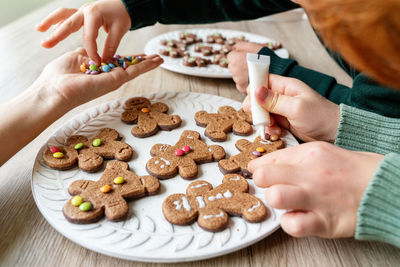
(1, 0, 399, 266)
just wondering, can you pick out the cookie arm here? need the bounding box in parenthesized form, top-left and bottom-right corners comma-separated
(68, 180, 97, 195)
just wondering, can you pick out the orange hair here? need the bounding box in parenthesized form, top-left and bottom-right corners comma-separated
(299, 0, 400, 88)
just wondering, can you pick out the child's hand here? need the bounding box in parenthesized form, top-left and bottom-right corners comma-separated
(36, 0, 131, 64)
(35, 47, 163, 109)
(242, 74, 340, 142)
(228, 42, 264, 92)
(249, 142, 384, 238)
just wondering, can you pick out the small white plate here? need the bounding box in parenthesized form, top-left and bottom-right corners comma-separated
(31, 92, 298, 262)
(144, 28, 289, 79)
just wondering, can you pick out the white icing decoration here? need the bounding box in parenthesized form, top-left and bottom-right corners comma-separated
(223, 190, 232, 198)
(160, 145, 168, 152)
(160, 164, 165, 168)
(230, 176, 240, 181)
(196, 196, 206, 208)
(248, 202, 261, 212)
(216, 193, 223, 199)
(155, 160, 160, 164)
(173, 200, 182, 210)
(203, 212, 224, 220)
(181, 196, 191, 211)
(260, 139, 271, 145)
(191, 183, 208, 189)
(186, 135, 194, 139)
(208, 148, 212, 152)
(208, 196, 216, 201)
(160, 157, 171, 166)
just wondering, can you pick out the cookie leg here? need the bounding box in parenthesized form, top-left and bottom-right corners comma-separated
(104, 197, 129, 222)
(131, 114, 159, 138)
(140, 175, 160, 195)
(178, 160, 198, 179)
(198, 208, 229, 232)
(218, 159, 241, 174)
(209, 145, 226, 161)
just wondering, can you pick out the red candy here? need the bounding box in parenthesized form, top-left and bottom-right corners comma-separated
(175, 149, 184, 156)
(182, 145, 191, 153)
(50, 146, 60, 153)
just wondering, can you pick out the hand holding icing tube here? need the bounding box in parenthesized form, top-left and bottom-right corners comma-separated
(246, 53, 271, 136)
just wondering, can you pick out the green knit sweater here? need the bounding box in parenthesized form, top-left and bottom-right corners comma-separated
(121, 0, 400, 117)
(336, 105, 400, 248)
(120, 0, 400, 247)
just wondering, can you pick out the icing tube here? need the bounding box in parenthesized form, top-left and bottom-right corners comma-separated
(246, 53, 271, 132)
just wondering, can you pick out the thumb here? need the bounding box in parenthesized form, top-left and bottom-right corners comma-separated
(254, 86, 298, 119)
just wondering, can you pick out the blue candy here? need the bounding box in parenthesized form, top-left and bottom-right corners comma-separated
(102, 65, 111, 72)
(108, 63, 116, 68)
(118, 59, 124, 65)
(126, 56, 132, 61)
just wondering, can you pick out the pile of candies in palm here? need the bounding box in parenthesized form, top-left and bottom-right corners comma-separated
(80, 55, 143, 75)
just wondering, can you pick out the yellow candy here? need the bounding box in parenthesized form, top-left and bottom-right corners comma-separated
(80, 63, 87, 73)
(71, 195, 83, 207)
(113, 176, 125, 184)
(100, 185, 112, 193)
(101, 62, 107, 66)
(256, 147, 265, 153)
(141, 108, 150, 113)
(113, 61, 119, 67)
(53, 152, 64, 158)
(131, 58, 140, 65)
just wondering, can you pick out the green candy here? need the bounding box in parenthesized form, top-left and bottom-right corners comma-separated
(79, 202, 92, 212)
(74, 143, 83, 150)
(92, 138, 101, 147)
(89, 64, 98, 71)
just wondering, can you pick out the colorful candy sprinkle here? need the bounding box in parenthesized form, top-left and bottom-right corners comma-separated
(182, 145, 191, 153)
(89, 64, 98, 71)
(92, 138, 101, 147)
(89, 60, 96, 65)
(270, 134, 279, 141)
(123, 61, 127, 69)
(108, 63, 116, 68)
(252, 151, 262, 157)
(53, 152, 64, 159)
(74, 143, 83, 150)
(175, 149, 184, 156)
(50, 146, 60, 153)
(131, 58, 140, 65)
(256, 147, 265, 153)
(113, 176, 125, 184)
(80, 63, 87, 73)
(126, 56, 132, 61)
(137, 56, 143, 61)
(90, 70, 100, 75)
(79, 202, 92, 211)
(113, 54, 121, 60)
(264, 133, 270, 140)
(100, 185, 112, 193)
(141, 107, 150, 113)
(101, 62, 107, 66)
(102, 65, 111, 72)
(71, 196, 83, 207)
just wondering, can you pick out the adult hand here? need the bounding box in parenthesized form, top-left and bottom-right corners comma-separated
(36, 0, 131, 64)
(35, 47, 163, 110)
(249, 142, 384, 238)
(228, 41, 264, 92)
(243, 74, 340, 142)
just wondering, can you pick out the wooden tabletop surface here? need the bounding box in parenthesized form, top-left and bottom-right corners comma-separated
(1, 0, 399, 266)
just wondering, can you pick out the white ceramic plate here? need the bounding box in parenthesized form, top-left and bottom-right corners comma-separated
(31, 92, 298, 262)
(144, 28, 289, 79)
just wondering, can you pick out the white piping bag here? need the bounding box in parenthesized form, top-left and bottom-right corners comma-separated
(246, 53, 271, 138)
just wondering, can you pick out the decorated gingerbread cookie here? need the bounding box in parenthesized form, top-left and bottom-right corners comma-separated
(121, 97, 182, 138)
(162, 174, 268, 232)
(43, 128, 133, 172)
(218, 135, 284, 178)
(146, 130, 226, 179)
(63, 161, 160, 224)
(179, 32, 202, 44)
(182, 55, 212, 67)
(206, 33, 226, 44)
(195, 106, 253, 142)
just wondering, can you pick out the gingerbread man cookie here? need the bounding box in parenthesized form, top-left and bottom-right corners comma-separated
(121, 97, 182, 138)
(43, 128, 133, 172)
(218, 135, 284, 178)
(146, 130, 225, 179)
(162, 174, 268, 232)
(195, 106, 253, 142)
(63, 161, 160, 224)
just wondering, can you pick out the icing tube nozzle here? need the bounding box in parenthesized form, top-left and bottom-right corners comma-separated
(246, 53, 270, 127)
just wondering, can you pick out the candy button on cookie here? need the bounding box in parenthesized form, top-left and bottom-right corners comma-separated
(50, 146, 60, 153)
(141, 107, 150, 113)
(252, 151, 262, 157)
(92, 138, 101, 147)
(113, 176, 125, 184)
(182, 145, 191, 153)
(270, 134, 280, 141)
(79, 202, 92, 212)
(53, 152, 64, 158)
(264, 133, 270, 140)
(74, 143, 83, 150)
(175, 149, 184, 156)
(256, 147, 265, 153)
(100, 185, 112, 193)
(71, 196, 83, 207)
